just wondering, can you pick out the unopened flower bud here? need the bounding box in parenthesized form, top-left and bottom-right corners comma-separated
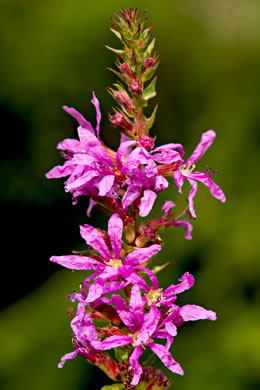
(144, 57, 155, 72)
(110, 112, 134, 132)
(139, 135, 155, 151)
(120, 62, 135, 79)
(130, 80, 142, 94)
(124, 223, 136, 244)
(114, 90, 134, 111)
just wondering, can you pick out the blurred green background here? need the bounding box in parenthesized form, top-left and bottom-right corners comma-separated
(0, 0, 259, 389)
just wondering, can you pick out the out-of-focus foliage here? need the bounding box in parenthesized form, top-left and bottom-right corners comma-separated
(0, 0, 259, 389)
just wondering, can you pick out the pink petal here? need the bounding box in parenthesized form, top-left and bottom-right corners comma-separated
(58, 350, 78, 368)
(180, 304, 217, 321)
(187, 178, 198, 218)
(71, 304, 98, 345)
(97, 175, 115, 196)
(80, 224, 111, 260)
(173, 220, 193, 240)
(57, 138, 82, 153)
(50, 255, 99, 270)
(137, 306, 161, 345)
(198, 176, 226, 202)
(129, 346, 143, 386)
(77, 127, 113, 167)
(162, 200, 176, 218)
(91, 91, 101, 138)
(136, 266, 159, 290)
(152, 143, 184, 159)
(174, 170, 184, 193)
(116, 140, 136, 168)
(148, 343, 184, 375)
(122, 185, 140, 209)
(112, 294, 132, 329)
(87, 199, 97, 217)
(164, 272, 195, 296)
(154, 175, 169, 191)
(108, 214, 123, 259)
(139, 190, 157, 217)
(86, 278, 106, 302)
(92, 335, 132, 350)
(165, 322, 178, 337)
(186, 130, 216, 164)
(124, 244, 161, 266)
(63, 106, 95, 134)
(45, 161, 74, 179)
(66, 170, 98, 191)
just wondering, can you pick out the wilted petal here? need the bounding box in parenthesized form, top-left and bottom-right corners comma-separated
(92, 335, 132, 351)
(187, 130, 216, 164)
(108, 214, 123, 259)
(80, 224, 111, 260)
(97, 175, 115, 196)
(91, 92, 101, 138)
(63, 106, 95, 134)
(58, 350, 78, 368)
(124, 244, 161, 266)
(129, 346, 143, 386)
(180, 304, 217, 321)
(139, 190, 157, 217)
(148, 343, 184, 375)
(50, 255, 99, 270)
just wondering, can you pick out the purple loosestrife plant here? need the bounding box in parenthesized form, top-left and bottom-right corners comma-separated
(46, 8, 226, 390)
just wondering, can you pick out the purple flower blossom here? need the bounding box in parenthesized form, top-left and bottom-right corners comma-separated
(92, 285, 184, 386)
(46, 92, 118, 205)
(173, 130, 226, 217)
(50, 214, 162, 301)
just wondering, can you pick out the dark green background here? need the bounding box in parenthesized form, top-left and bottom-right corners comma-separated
(1, 1, 259, 389)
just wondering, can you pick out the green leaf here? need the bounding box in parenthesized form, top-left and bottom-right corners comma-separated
(142, 61, 160, 83)
(101, 384, 125, 390)
(143, 76, 157, 101)
(144, 104, 158, 133)
(145, 37, 156, 57)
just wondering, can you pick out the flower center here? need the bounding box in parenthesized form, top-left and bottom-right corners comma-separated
(146, 289, 162, 305)
(106, 258, 122, 269)
(180, 160, 196, 175)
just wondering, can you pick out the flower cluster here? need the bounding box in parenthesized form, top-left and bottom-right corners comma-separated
(46, 8, 225, 390)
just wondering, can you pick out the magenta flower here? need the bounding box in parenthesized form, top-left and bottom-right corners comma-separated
(58, 302, 99, 368)
(50, 214, 162, 302)
(92, 285, 184, 386)
(117, 140, 169, 217)
(46, 92, 118, 205)
(173, 130, 226, 217)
